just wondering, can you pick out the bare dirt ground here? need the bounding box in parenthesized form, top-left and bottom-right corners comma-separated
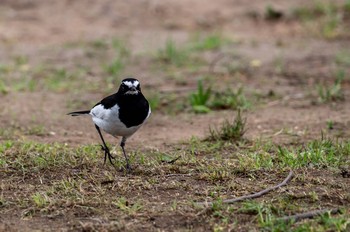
(0, 0, 350, 231)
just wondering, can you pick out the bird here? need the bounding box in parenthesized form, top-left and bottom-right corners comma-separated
(67, 77, 151, 171)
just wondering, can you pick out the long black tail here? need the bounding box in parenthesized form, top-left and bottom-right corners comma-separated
(67, 110, 90, 116)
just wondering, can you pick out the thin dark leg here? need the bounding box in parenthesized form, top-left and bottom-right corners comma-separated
(120, 137, 131, 171)
(95, 125, 114, 165)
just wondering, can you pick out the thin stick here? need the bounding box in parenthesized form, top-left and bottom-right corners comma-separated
(277, 208, 341, 222)
(209, 53, 226, 73)
(165, 173, 192, 177)
(197, 170, 294, 206)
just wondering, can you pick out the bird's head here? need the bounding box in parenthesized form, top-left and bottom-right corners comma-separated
(119, 78, 141, 95)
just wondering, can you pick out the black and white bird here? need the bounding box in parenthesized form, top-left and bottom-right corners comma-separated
(68, 78, 151, 171)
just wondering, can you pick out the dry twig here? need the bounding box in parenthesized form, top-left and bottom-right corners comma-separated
(197, 170, 294, 206)
(277, 208, 341, 222)
(209, 53, 226, 73)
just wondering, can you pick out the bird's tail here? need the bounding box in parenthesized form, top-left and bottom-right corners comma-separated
(67, 110, 90, 116)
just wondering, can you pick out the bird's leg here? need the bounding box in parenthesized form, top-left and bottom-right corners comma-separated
(120, 137, 131, 172)
(95, 125, 114, 165)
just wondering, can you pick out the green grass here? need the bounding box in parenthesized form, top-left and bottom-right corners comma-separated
(210, 86, 251, 110)
(156, 39, 190, 67)
(292, 1, 349, 39)
(317, 70, 344, 103)
(147, 93, 161, 111)
(105, 58, 124, 77)
(276, 139, 350, 168)
(335, 51, 350, 67)
(191, 33, 228, 51)
(1, 136, 349, 230)
(189, 80, 212, 113)
(208, 110, 246, 142)
(265, 5, 284, 21)
(0, 80, 9, 94)
(112, 197, 143, 215)
(32, 192, 50, 208)
(188, 81, 251, 114)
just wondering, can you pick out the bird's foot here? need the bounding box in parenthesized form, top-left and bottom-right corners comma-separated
(100, 145, 115, 165)
(125, 163, 132, 173)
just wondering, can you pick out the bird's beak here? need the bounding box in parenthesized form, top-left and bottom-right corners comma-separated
(126, 87, 139, 95)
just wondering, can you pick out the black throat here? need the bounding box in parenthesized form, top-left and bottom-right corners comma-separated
(99, 92, 149, 128)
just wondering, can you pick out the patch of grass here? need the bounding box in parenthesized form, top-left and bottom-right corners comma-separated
(276, 139, 350, 168)
(14, 55, 28, 66)
(319, 211, 350, 231)
(147, 93, 161, 111)
(0, 141, 103, 171)
(157, 39, 190, 67)
(105, 58, 124, 77)
(111, 38, 130, 58)
(317, 70, 344, 103)
(26, 125, 47, 136)
(208, 110, 246, 142)
(32, 192, 50, 208)
(189, 80, 212, 113)
(236, 138, 350, 170)
(104, 39, 130, 87)
(112, 197, 143, 215)
(45, 68, 72, 91)
(335, 51, 350, 67)
(192, 33, 228, 51)
(210, 87, 251, 110)
(90, 39, 109, 50)
(1, 136, 350, 230)
(265, 5, 284, 21)
(274, 55, 286, 75)
(292, 1, 348, 39)
(0, 80, 9, 94)
(326, 120, 334, 130)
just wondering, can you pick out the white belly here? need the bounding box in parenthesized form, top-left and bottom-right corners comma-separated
(90, 104, 141, 138)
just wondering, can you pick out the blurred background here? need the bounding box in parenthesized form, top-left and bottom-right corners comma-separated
(0, 0, 349, 147)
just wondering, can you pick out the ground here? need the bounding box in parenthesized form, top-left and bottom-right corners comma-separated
(0, 0, 350, 231)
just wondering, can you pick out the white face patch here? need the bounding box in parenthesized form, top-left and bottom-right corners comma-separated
(123, 80, 139, 88)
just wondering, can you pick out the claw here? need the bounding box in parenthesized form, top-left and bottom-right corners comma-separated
(100, 145, 115, 165)
(125, 163, 132, 173)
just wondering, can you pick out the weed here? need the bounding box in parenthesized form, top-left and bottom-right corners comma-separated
(319, 211, 350, 231)
(265, 5, 284, 21)
(111, 38, 130, 58)
(327, 120, 334, 130)
(14, 55, 28, 66)
(157, 39, 189, 67)
(0, 80, 9, 94)
(26, 125, 47, 136)
(104, 39, 130, 86)
(90, 39, 109, 50)
(45, 68, 74, 91)
(32, 192, 50, 208)
(317, 70, 344, 103)
(210, 87, 250, 110)
(238, 151, 274, 170)
(112, 197, 143, 215)
(335, 51, 350, 67)
(276, 139, 350, 168)
(189, 80, 212, 113)
(105, 58, 124, 77)
(292, 2, 347, 39)
(274, 55, 286, 75)
(208, 110, 246, 141)
(147, 93, 161, 111)
(192, 34, 227, 51)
